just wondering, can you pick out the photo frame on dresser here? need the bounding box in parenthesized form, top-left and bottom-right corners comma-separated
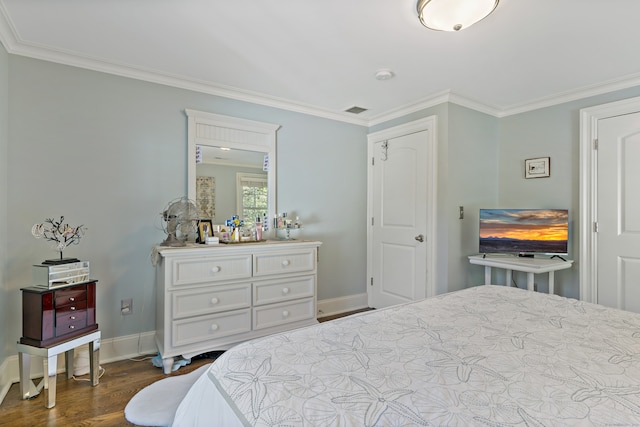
(197, 219, 213, 243)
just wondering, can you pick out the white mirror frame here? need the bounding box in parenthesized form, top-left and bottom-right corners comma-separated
(186, 109, 280, 236)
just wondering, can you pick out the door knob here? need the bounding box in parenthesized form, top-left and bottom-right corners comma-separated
(415, 234, 424, 242)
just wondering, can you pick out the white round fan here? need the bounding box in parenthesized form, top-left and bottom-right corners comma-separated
(160, 197, 199, 247)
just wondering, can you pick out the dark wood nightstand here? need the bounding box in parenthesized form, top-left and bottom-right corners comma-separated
(18, 280, 100, 408)
(20, 280, 98, 347)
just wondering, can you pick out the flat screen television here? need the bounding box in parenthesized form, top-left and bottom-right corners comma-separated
(479, 209, 569, 255)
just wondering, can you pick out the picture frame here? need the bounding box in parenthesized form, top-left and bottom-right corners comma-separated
(525, 157, 550, 179)
(197, 219, 213, 243)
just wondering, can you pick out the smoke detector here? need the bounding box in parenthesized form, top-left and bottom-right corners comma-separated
(374, 69, 395, 81)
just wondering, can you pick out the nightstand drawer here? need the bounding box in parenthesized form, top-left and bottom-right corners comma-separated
(253, 249, 316, 277)
(172, 284, 251, 319)
(54, 285, 87, 307)
(171, 255, 252, 286)
(56, 300, 87, 315)
(253, 298, 315, 330)
(253, 276, 314, 306)
(56, 310, 88, 335)
(172, 309, 251, 347)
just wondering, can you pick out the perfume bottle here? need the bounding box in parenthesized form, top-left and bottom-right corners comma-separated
(255, 216, 263, 241)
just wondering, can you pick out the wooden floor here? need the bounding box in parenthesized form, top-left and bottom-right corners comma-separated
(0, 354, 214, 427)
(1, 309, 371, 426)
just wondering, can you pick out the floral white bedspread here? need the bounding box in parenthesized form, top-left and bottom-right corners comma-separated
(207, 285, 640, 426)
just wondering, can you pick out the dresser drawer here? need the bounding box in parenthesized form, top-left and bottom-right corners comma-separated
(171, 255, 252, 287)
(172, 284, 251, 319)
(54, 285, 87, 307)
(253, 249, 316, 277)
(253, 297, 315, 330)
(253, 276, 314, 306)
(172, 309, 251, 347)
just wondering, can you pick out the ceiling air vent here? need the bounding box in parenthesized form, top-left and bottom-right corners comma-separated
(345, 106, 368, 114)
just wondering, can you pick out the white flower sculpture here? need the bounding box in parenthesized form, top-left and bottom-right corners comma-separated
(32, 216, 86, 260)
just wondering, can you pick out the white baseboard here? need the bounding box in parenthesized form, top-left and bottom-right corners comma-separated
(0, 295, 369, 404)
(0, 357, 11, 406)
(317, 293, 369, 318)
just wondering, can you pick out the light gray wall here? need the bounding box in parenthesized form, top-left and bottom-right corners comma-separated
(370, 103, 499, 295)
(5, 55, 367, 355)
(447, 104, 499, 291)
(497, 86, 640, 298)
(0, 43, 9, 363)
(5, 47, 640, 366)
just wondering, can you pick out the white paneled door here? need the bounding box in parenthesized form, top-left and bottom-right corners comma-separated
(370, 131, 428, 308)
(596, 112, 640, 312)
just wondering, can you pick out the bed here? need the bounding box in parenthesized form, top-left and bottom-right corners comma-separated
(172, 285, 640, 426)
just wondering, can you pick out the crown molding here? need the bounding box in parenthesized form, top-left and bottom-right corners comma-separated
(498, 72, 640, 117)
(7, 42, 371, 127)
(0, 8, 369, 127)
(1, 6, 639, 127)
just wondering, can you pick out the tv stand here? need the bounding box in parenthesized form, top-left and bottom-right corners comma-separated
(468, 255, 573, 294)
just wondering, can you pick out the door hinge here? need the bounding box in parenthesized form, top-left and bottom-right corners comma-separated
(594, 221, 599, 232)
(370, 277, 373, 287)
(371, 217, 374, 226)
(371, 157, 375, 166)
(594, 139, 598, 150)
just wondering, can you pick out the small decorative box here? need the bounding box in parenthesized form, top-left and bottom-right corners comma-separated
(32, 261, 90, 289)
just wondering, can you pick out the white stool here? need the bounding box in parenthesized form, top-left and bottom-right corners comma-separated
(17, 330, 101, 408)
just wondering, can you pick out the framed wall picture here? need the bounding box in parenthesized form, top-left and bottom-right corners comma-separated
(197, 219, 213, 243)
(525, 157, 550, 179)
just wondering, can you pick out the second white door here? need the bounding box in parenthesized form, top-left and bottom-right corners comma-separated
(596, 111, 640, 312)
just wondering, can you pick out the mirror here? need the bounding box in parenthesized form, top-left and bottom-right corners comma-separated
(186, 109, 279, 234)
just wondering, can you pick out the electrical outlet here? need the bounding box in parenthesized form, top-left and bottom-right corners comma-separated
(121, 298, 133, 315)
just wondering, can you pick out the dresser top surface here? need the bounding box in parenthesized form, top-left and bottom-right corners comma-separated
(154, 240, 322, 258)
(21, 280, 98, 293)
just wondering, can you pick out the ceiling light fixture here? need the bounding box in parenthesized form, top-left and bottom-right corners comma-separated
(417, 0, 499, 32)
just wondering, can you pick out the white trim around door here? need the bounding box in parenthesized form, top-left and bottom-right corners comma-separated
(366, 116, 438, 306)
(579, 95, 640, 303)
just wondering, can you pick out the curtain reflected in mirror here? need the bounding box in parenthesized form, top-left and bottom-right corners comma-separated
(196, 176, 215, 220)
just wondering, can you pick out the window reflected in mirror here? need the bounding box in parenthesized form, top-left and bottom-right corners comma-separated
(237, 173, 267, 227)
(196, 145, 266, 226)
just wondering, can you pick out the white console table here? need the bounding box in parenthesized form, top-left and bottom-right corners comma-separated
(468, 255, 573, 294)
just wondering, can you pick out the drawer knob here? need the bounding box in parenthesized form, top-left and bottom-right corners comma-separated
(70, 306, 76, 311)
(210, 324, 219, 331)
(70, 316, 76, 320)
(282, 310, 290, 318)
(69, 325, 75, 329)
(210, 297, 219, 305)
(69, 297, 75, 302)
(282, 287, 290, 295)
(282, 259, 291, 267)
(211, 266, 221, 273)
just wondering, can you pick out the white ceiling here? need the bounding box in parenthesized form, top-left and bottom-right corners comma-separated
(1, 0, 639, 125)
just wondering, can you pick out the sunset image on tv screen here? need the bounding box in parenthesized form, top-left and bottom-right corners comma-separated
(479, 209, 568, 254)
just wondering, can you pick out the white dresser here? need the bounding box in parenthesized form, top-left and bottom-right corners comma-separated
(154, 240, 322, 373)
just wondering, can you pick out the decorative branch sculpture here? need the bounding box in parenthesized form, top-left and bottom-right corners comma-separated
(32, 216, 86, 262)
